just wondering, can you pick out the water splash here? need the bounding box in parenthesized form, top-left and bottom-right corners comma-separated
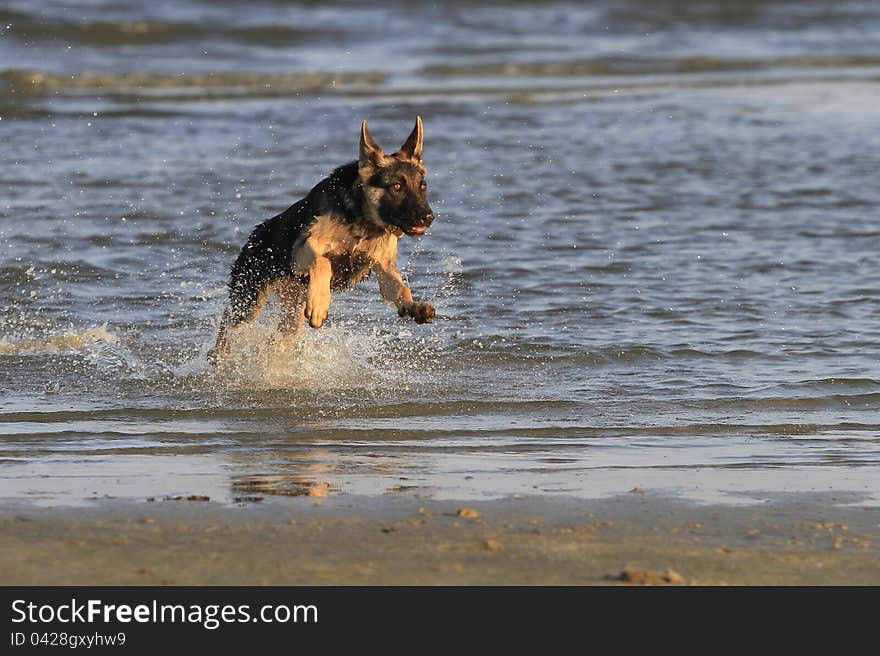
(0, 322, 118, 355)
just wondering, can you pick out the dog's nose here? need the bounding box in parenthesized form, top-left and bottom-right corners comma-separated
(422, 213, 434, 226)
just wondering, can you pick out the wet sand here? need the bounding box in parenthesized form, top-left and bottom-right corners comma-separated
(1, 494, 877, 585)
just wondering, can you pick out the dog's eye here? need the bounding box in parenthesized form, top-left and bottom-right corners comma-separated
(391, 183, 403, 192)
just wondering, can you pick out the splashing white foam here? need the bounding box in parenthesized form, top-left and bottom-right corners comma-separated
(176, 255, 459, 393)
(181, 296, 442, 394)
(0, 322, 118, 355)
(206, 324, 423, 392)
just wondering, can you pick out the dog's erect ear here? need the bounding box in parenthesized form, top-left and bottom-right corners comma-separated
(398, 116, 423, 161)
(360, 120, 386, 167)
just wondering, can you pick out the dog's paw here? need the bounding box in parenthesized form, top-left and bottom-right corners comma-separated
(408, 302, 435, 324)
(305, 289, 330, 328)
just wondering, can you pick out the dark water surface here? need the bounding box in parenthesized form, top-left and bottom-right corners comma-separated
(2, 1, 880, 506)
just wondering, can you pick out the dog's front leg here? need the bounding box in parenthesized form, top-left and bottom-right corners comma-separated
(294, 240, 333, 329)
(376, 262, 435, 324)
(305, 256, 332, 328)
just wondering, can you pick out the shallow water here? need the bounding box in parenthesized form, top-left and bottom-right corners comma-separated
(2, 0, 880, 507)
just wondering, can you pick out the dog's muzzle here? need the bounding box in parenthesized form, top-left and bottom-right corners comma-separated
(405, 212, 434, 237)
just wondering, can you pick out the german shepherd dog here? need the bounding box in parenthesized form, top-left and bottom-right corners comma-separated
(209, 117, 435, 363)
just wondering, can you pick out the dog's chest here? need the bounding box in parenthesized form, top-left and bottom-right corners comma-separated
(303, 215, 396, 289)
(327, 250, 372, 290)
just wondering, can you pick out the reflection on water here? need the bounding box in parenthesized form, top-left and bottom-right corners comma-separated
(231, 450, 337, 500)
(2, 448, 879, 508)
(232, 475, 334, 500)
(2, 1, 880, 508)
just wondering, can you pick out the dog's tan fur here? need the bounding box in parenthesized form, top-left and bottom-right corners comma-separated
(291, 213, 429, 329)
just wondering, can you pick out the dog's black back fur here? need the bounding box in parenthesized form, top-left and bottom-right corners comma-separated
(226, 161, 373, 324)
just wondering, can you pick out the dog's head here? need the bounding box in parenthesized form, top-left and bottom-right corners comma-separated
(357, 117, 434, 237)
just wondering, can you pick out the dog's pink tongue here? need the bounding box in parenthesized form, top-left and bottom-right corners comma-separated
(410, 226, 425, 235)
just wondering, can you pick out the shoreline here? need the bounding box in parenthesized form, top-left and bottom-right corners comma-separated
(1, 493, 877, 585)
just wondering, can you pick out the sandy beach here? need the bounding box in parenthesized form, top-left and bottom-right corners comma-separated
(2, 494, 877, 586)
